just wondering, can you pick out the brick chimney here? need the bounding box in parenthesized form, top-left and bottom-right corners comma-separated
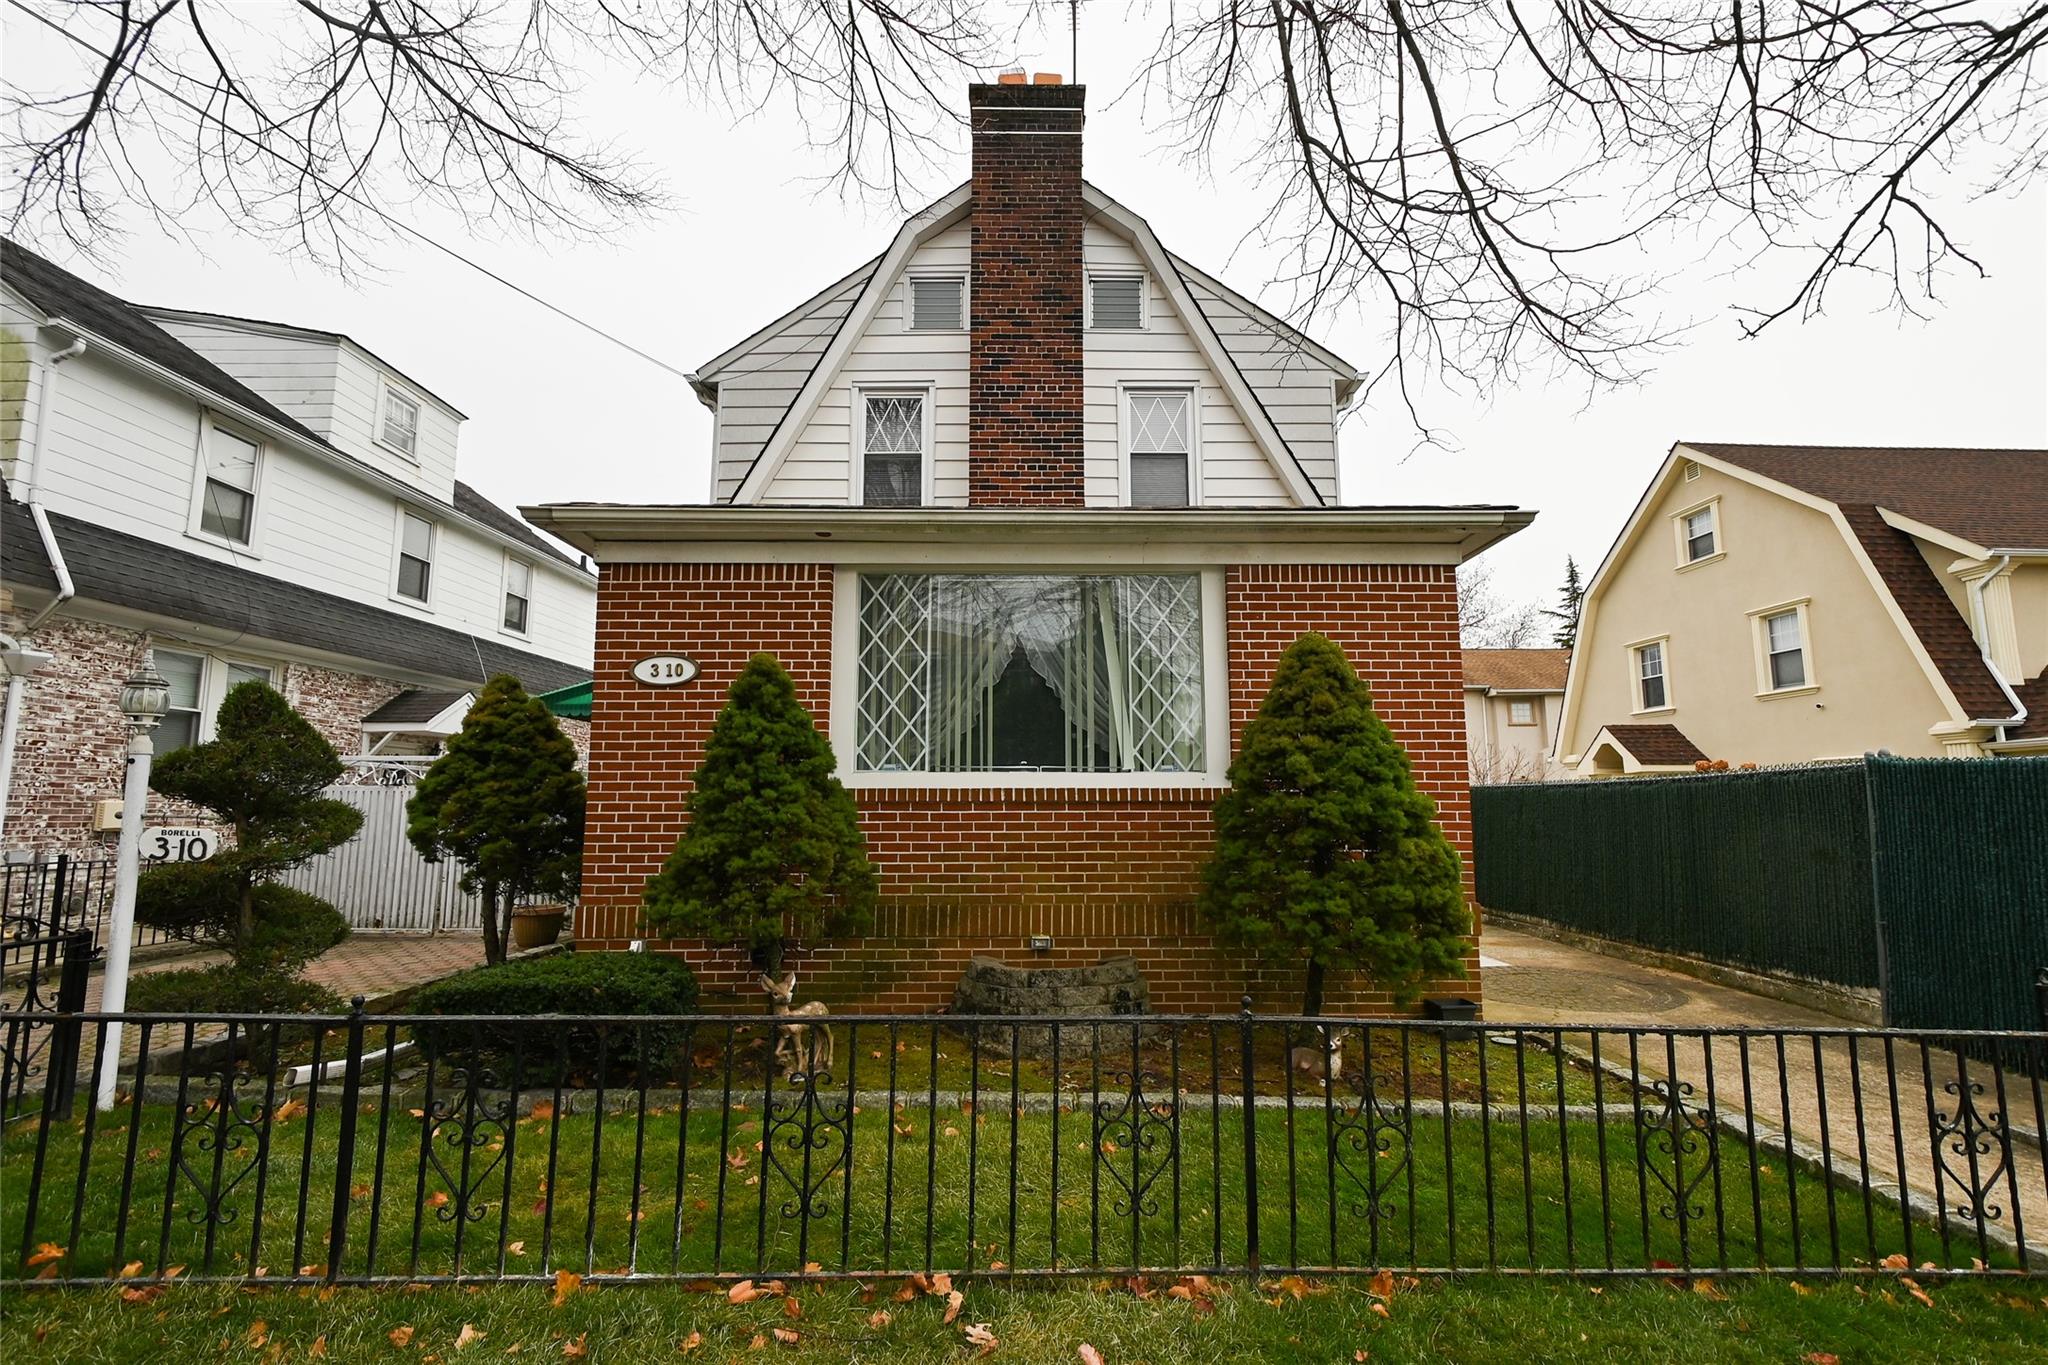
(968, 79, 1086, 507)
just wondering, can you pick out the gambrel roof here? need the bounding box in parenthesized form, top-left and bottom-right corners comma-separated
(686, 181, 1364, 508)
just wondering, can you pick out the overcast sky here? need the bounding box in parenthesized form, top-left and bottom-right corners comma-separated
(7, 7, 2043, 615)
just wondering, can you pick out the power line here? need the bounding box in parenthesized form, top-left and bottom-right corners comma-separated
(5, 0, 692, 382)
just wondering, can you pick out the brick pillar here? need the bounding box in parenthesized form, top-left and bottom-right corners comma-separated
(968, 81, 1086, 506)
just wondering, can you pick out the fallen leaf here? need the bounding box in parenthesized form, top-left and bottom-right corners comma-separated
(771, 1328, 800, 1345)
(867, 1310, 892, 1329)
(506, 1242, 526, 1256)
(1880, 1253, 1909, 1270)
(390, 1325, 416, 1348)
(1801, 1356, 1840, 1365)
(1692, 1278, 1728, 1301)
(309, 1336, 328, 1357)
(552, 1270, 583, 1308)
(456, 1323, 486, 1351)
(1264, 1274, 1325, 1300)
(729, 1280, 764, 1305)
(120, 1285, 164, 1304)
(247, 1321, 269, 1348)
(24, 1242, 65, 1268)
(561, 1334, 588, 1359)
(963, 1323, 998, 1356)
(1355, 1353, 1369, 1363)
(680, 1332, 704, 1353)
(1078, 1347, 1105, 1365)
(118, 1260, 145, 1278)
(748, 1335, 767, 1351)
(943, 1289, 965, 1324)
(426, 1192, 451, 1209)
(782, 1297, 802, 1320)
(932, 1273, 954, 1295)
(273, 1098, 307, 1123)
(530, 1102, 556, 1121)
(1789, 1281, 1812, 1296)
(1370, 1303, 1390, 1319)
(1900, 1276, 1934, 1308)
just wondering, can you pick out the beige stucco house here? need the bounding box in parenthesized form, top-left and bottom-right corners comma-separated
(1555, 443, 2048, 775)
(1465, 648, 1569, 782)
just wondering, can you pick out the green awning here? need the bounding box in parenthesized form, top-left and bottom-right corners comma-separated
(537, 680, 592, 721)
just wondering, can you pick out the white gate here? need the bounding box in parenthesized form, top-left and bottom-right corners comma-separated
(281, 784, 484, 933)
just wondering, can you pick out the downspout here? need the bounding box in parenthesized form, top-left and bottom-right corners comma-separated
(1967, 553, 2027, 743)
(0, 337, 88, 843)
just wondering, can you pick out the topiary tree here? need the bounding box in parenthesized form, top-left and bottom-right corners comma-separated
(1199, 633, 1470, 1015)
(136, 680, 362, 992)
(642, 653, 876, 979)
(407, 674, 586, 966)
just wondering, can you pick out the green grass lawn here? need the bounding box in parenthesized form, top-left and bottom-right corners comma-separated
(5, 1273, 2046, 1363)
(6, 1076, 2003, 1284)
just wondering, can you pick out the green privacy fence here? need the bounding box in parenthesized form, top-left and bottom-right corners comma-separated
(1473, 756, 2048, 1028)
(1472, 763, 1880, 988)
(1867, 754, 2048, 1035)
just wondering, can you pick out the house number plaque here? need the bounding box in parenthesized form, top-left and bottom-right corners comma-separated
(631, 655, 700, 686)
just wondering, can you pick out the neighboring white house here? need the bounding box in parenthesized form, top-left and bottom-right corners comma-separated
(1464, 648, 1569, 783)
(0, 238, 597, 850)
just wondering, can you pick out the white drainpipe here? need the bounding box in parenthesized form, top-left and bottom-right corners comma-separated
(0, 337, 89, 842)
(1967, 553, 2027, 743)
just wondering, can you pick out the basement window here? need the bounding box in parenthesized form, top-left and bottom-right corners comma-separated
(855, 573, 1204, 774)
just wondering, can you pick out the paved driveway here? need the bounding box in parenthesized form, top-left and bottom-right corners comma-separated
(1484, 923, 2047, 1265)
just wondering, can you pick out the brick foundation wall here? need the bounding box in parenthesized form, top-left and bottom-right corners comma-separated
(578, 561, 1480, 1014)
(967, 83, 1086, 507)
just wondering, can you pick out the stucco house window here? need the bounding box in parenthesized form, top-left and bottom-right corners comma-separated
(1634, 640, 1669, 712)
(855, 573, 1204, 775)
(1508, 699, 1537, 726)
(857, 390, 927, 507)
(1674, 497, 1721, 566)
(1751, 600, 1815, 695)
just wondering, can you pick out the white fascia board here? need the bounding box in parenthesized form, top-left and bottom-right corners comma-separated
(1876, 508, 1989, 561)
(50, 317, 588, 585)
(731, 189, 972, 503)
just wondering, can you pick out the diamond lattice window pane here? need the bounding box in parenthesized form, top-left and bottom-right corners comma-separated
(1129, 392, 1190, 454)
(865, 396, 924, 455)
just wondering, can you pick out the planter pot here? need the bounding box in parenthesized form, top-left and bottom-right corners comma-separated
(510, 904, 568, 951)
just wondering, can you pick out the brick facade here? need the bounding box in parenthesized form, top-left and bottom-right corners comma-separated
(0, 609, 589, 850)
(576, 560, 1479, 1014)
(967, 83, 1086, 507)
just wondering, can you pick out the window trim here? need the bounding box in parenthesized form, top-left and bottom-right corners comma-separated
(1085, 272, 1148, 332)
(500, 553, 534, 639)
(390, 504, 439, 608)
(184, 413, 268, 556)
(154, 646, 282, 749)
(1629, 634, 1674, 715)
(1117, 382, 1202, 508)
(1748, 597, 1819, 698)
(1672, 496, 1723, 570)
(828, 566, 1231, 790)
(902, 271, 968, 333)
(377, 381, 423, 460)
(850, 382, 936, 507)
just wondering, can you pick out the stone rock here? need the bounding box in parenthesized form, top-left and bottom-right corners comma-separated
(949, 954, 1157, 1057)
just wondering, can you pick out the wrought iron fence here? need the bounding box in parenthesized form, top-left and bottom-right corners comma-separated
(1, 853, 192, 961)
(4, 1007, 2044, 1287)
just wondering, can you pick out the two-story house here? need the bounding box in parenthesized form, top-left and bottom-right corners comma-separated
(0, 240, 598, 849)
(1465, 649, 1570, 783)
(527, 78, 1534, 1012)
(1555, 442, 2047, 776)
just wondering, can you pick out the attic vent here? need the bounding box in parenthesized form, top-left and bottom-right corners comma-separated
(1089, 275, 1144, 330)
(1684, 460, 1702, 481)
(909, 275, 964, 331)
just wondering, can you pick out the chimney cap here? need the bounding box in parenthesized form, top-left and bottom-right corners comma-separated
(1032, 72, 1064, 85)
(997, 68, 1027, 85)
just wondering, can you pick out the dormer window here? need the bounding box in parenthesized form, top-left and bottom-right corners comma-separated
(380, 383, 421, 458)
(907, 275, 965, 331)
(1088, 274, 1145, 330)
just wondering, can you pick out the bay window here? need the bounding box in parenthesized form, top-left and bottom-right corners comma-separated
(854, 573, 1205, 775)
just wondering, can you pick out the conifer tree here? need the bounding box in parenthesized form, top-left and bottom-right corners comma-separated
(1198, 634, 1469, 1014)
(1541, 556, 1586, 649)
(643, 653, 876, 977)
(138, 680, 361, 974)
(408, 674, 586, 965)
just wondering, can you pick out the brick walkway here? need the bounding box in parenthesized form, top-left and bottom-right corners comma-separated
(1484, 924, 2048, 1263)
(80, 932, 485, 1012)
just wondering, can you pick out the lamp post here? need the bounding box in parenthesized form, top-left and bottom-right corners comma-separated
(95, 648, 169, 1111)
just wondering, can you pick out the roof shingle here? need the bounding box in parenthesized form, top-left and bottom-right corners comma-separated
(1600, 724, 1710, 767)
(1464, 648, 1569, 692)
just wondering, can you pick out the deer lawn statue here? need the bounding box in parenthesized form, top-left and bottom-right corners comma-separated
(760, 970, 833, 1081)
(1289, 1024, 1344, 1086)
